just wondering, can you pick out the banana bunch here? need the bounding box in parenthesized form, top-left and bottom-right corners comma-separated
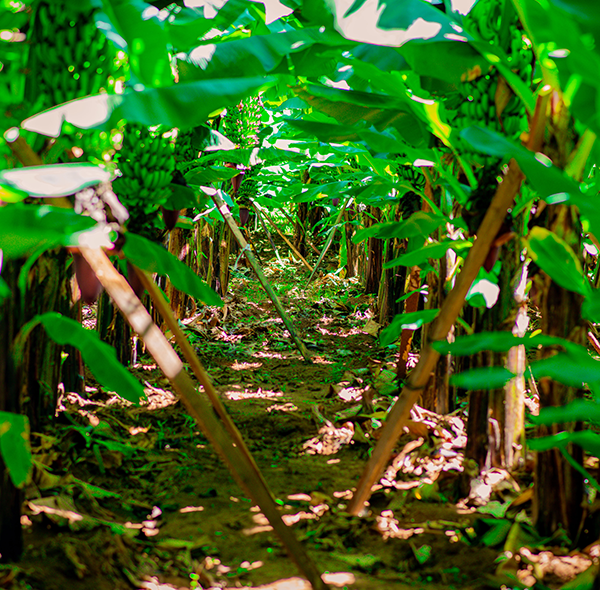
(396, 159, 426, 192)
(114, 123, 176, 236)
(172, 129, 198, 168)
(27, 1, 119, 108)
(222, 95, 264, 149)
(237, 162, 264, 206)
(452, 0, 534, 167)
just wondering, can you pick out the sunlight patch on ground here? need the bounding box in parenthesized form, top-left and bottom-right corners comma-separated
(224, 385, 283, 400)
(179, 506, 204, 513)
(230, 361, 263, 371)
(311, 356, 334, 365)
(267, 402, 298, 412)
(316, 326, 368, 338)
(252, 350, 285, 359)
(248, 573, 355, 589)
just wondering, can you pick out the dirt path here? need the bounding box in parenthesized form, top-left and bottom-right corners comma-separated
(5, 259, 563, 590)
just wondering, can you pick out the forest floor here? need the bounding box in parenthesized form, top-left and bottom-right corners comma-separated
(3, 235, 597, 590)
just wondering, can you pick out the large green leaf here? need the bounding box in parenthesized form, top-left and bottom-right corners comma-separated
(380, 309, 439, 346)
(0, 164, 110, 198)
(383, 240, 472, 269)
(450, 366, 516, 390)
(292, 83, 430, 147)
(98, 0, 172, 88)
(166, 1, 254, 52)
(353, 211, 446, 243)
(22, 77, 277, 137)
(284, 119, 402, 153)
(178, 28, 352, 81)
(38, 312, 145, 404)
(123, 233, 222, 307)
(0, 204, 97, 259)
(327, 0, 486, 84)
(0, 412, 32, 488)
(526, 227, 590, 297)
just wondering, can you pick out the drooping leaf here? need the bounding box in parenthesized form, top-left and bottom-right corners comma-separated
(0, 164, 110, 198)
(380, 309, 439, 346)
(353, 211, 446, 244)
(0, 204, 97, 259)
(123, 233, 222, 306)
(292, 83, 430, 147)
(22, 77, 277, 137)
(38, 313, 145, 404)
(450, 367, 516, 390)
(163, 183, 197, 210)
(526, 227, 590, 296)
(178, 27, 352, 81)
(0, 412, 32, 488)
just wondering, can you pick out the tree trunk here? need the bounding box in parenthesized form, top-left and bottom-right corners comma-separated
(365, 207, 382, 294)
(533, 204, 586, 540)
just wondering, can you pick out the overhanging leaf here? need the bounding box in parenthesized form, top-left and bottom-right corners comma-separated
(0, 164, 110, 197)
(123, 233, 222, 306)
(353, 211, 446, 244)
(38, 313, 145, 404)
(22, 77, 277, 137)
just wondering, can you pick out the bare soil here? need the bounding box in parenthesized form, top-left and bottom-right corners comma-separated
(2, 249, 596, 590)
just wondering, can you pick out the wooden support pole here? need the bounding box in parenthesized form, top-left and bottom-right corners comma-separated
(254, 201, 314, 272)
(80, 247, 328, 590)
(307, 198, 351, 284)
(211, 190, 312, 363)
(346, 89, 551, 516)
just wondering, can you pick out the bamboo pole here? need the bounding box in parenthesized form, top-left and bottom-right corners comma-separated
(253, 201, 314, 272)
(211, 190, 312, 362)
(347, 90, 551, 516)
(80, 247, 328, 590)
(306, 197, 351, 284)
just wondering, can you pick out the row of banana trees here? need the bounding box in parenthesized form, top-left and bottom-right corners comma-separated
(2, 0, 600, 567)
